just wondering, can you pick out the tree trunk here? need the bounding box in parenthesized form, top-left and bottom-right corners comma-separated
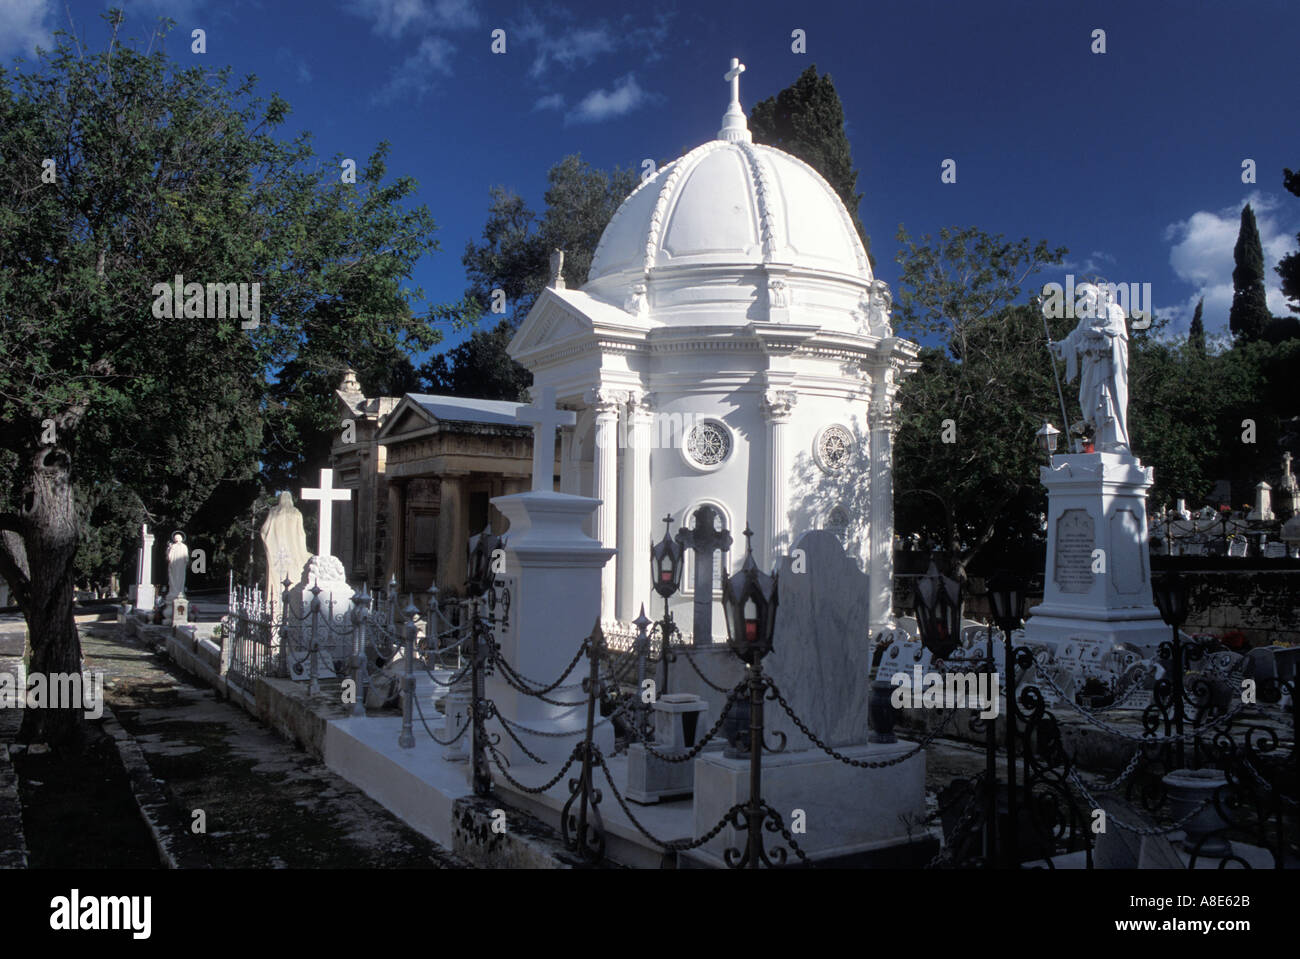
(13, 449, 86, 747)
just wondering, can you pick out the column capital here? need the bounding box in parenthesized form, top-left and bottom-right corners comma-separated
(585, 387, 626, 416)
(625, 389, 655, 420)
(761, 389, 797, 423)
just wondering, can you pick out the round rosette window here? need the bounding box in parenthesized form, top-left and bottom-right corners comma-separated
(682, 419, 733, 472)
(814, 424, 854, 473)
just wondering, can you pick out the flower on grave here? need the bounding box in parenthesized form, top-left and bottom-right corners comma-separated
(1218, 630, 1248, 652)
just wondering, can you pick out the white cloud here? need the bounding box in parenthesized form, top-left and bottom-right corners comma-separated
(533, 92, 564, 111)
(344, 0, 477, 39)
(0, 0, 54, 58)
(567, 73, 648, 124)
(1163, 190, 1298, 334)
(515, 8, 672, 78)
(275, 46, 313, 84)
(375, 35, 455, 101)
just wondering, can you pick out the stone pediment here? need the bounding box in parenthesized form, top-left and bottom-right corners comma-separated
(509, 287, 651, 364)
(376, 397, 437, 442)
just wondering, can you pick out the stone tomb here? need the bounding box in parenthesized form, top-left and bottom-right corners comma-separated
(690, 531, 928, 865)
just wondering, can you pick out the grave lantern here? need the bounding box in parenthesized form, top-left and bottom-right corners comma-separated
(466, 526, 505, 598)
(914, 559, 961, 659)
(650, 514, 684, 599)
(721, 527, 778, 665)
(1152, 573, 1189, 629)
(1035, 420, 1060, 456)
(987, 569, 1028, 633)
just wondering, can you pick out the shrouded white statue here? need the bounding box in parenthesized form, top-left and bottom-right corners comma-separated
(164, 533, 188, 603)
(1050, 283, 1130, 452)
(260, 491, 313, 613)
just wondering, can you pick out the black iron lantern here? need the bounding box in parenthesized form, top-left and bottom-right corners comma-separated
(466, 526, 505, 597)
(987, 569, 1027, 633)
(650, 513, 684, 599)
(1152, 573, 1189, 629)
(721, 527, 778, 665)
(914, 559, 962, 659)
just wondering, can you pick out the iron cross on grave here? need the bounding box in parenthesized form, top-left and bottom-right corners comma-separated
(677, 504, 732, 645)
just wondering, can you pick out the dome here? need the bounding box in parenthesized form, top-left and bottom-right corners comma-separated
(587, 139, 871, 287)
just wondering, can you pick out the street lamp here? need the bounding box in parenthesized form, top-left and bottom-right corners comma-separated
(1035, 420, 1061, 457)
(721, 527, 779, 666)
(1152, 572, 1191, 768)
(651, 514, 684, 598)
(914, 559, 961, 659)
(649, 514, 684, 695)
(987, 570, 1028, 633)
(1152, 573, 1189, 630)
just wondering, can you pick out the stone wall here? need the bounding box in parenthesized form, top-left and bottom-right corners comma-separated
(1167, 566, 1300, 646)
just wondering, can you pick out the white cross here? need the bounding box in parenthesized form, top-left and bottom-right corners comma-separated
(301, 468, 352, 557)
(725, 58, 745, 107)
(518, 386, 576, 492)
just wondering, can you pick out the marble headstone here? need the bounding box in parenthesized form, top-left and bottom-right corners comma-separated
(765, 530, 875, 748)
(283, 555, 353, 680)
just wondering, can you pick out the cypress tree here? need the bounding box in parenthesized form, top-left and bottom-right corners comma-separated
(1189, 297, 1206, 355)
(1229, 203, 1271, 342)
(749, 65, 871, 261)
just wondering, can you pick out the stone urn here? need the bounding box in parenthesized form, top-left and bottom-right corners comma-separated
(1162, 768, 1232, 858)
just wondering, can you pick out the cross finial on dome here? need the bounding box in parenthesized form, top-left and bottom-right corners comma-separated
(718, 57, 752, 143)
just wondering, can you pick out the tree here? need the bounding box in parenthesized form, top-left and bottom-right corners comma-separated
(422, 318, 532, 401)
(1188, 298, 1206, 356)
(0, 14, 441, 746)
(891, 226, 1068, 580)
(424, 156, 638, 400)
(1229, 203, 1271, 342)
(749, 65, 870, 261)
(1278, 166, 1300, 314)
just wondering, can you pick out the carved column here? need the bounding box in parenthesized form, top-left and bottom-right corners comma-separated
(435, 471, 469, 597)
(868, 368, 901, 631)
(386, 480, 406, 592)
(761, 390, 797, 567)
(587, 389, 622, 622)
(559, 425, 578, 495)
(618, 392, 654, 620)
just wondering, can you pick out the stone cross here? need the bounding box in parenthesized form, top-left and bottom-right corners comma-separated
(676, 504, 732, 645)
(724, 57, 745, 106)
(301, 468, 352, 557)
(518, 386, 576, 492)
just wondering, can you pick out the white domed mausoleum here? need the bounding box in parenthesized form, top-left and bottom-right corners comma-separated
(508, 59, 919, 639)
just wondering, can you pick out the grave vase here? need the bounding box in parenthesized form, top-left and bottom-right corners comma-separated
(1162, 768, 1232, 858)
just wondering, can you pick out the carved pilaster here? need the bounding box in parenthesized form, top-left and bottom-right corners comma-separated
(761, 390, 797, 565)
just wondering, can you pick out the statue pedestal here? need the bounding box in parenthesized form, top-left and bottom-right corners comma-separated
(487, 491, 617, 767)
(1025, 452, 1168, 657)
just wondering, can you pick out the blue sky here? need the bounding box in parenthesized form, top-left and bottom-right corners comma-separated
(4, 0, 1298, 350)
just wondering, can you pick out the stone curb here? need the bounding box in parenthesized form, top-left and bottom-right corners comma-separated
(0, 743, 29, 868)
(101, 707, 211, 869)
